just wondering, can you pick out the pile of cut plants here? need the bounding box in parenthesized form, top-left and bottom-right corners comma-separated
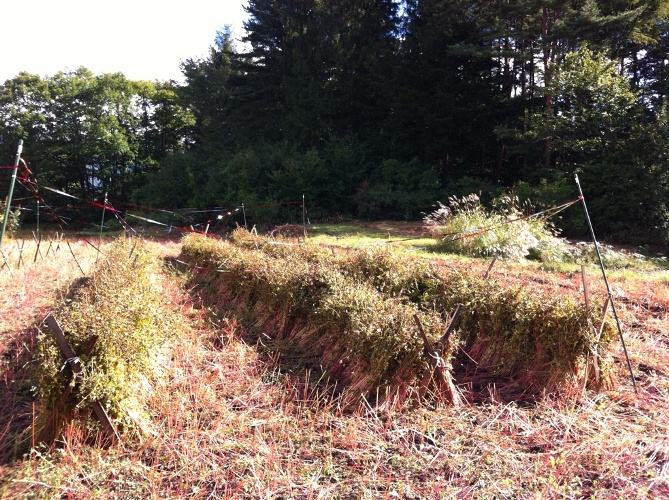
(29, 238, 181, 448)
(180, 229, 616, 405)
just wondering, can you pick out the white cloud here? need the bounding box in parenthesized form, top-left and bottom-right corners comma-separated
(2, 0, 248, 83)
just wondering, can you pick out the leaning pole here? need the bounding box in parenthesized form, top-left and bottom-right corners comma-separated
(0, 140, 24, 248)
(575, 173, 637, 393)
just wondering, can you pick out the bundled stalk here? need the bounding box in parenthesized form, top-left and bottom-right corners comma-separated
(34, 239, 178, 440)
(341, 249, 616, 396)
(181, 234, 458, 405)
(183, 231, 615, 403)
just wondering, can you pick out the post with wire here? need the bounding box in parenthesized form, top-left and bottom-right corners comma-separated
(574, 174, 637, 393)
(0, 140, 24, 248)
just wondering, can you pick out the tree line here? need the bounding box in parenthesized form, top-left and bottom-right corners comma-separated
(2, 0, 669, 244)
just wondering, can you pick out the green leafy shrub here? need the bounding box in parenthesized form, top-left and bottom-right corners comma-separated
(0, 199, 21, 233)
(353, 158, 440, 220)
(35, 238, 178, 436)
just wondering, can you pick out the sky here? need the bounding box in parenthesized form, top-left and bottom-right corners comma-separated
(2, 0, 249, 84)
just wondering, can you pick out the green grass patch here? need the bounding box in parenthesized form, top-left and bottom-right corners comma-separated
(306, 222, 436, 253)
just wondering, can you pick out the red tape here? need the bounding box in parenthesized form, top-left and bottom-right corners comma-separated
(86, 200, 120, 213)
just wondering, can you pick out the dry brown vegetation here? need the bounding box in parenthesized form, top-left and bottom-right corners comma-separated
(0, 227, 668, 499)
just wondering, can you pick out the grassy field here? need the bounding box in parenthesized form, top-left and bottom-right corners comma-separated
(0, 224, 668, 499)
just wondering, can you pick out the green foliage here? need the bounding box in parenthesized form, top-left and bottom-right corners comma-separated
(424, 193, 560, 260)
(0, 199, 21, 233)
(0, 70, 193, 204)
(4, 2, 669, 244)
(354, 158, 440, 220)
(512, 178, 587, 238)
(133, 151, 199, 209)
(166, 138, 366, 223)
(35, 239, 177, 434)
(546, 47, 641, 170)
(536, 47, 669, 243)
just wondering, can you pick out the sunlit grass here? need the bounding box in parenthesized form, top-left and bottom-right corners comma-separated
(308, 221, 669, 278)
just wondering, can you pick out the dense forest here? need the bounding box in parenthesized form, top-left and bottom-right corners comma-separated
(1, 0, 669, 244)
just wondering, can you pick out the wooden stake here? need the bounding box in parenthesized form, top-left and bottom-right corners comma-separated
(483, 253, 499, 279)
(439, 304, 462, 347)
(43, 314, 118, 442)
(32, 231, 43, 262)
(45, 238, 54, 258)
(413, 314, 460, 405)
(581, 264, 590, 311)
(67, 242, 85, 276)
(17, 240, 25, 268)
(0, 249, 13, 276)
(581, 264, 597, 336)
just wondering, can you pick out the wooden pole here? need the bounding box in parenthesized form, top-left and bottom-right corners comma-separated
(302, 194, 307, 238)
(36, 197, 40, 241)
(413, 314, 460, 405)
(32, 231, 43, 262)
(18, 239, 25, 267)
(581, 264, 597, 336)
(43, 314, 118, 442)
(0, 249, 13, 276)
(483, 253, 499, 279)
(0, 140, 24, 248)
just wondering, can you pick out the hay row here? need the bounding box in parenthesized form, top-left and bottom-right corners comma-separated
(181, 231, 616, 404)
(182, 234, 455, 406)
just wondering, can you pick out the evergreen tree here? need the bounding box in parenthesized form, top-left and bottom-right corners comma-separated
(238, 0, 400, 149)
(181, 27, 237, 151)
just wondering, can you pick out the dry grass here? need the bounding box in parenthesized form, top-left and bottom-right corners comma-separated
(0, 230, 668, 498)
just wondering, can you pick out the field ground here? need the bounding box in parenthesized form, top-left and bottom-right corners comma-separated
(0, 223, 668, 499)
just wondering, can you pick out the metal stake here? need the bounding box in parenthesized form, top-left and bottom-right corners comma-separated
(97, 188, 108, 264)
(0, 140, 24, 247)
(575, 174, 636, 393)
